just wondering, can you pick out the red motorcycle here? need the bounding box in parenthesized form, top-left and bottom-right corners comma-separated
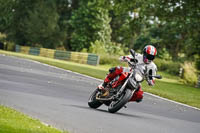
(88, 49, 162, 113)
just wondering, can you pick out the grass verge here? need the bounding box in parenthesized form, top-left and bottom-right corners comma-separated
(0, 50, 200, 109)
(0, 105, 64, 133)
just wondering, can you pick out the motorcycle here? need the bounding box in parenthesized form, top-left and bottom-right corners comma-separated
(88, 49, 162, 113)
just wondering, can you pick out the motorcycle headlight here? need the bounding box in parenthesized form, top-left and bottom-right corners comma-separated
(135, 73, 143, 82)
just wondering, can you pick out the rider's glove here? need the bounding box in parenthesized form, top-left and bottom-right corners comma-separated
(119, 56, 125, 62)
(147, 80, 155, 86)
(119, 56, 130, 62)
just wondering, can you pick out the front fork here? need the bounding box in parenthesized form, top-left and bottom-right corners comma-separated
(114, 73, 134, 101)
(117, 73, 133, 94)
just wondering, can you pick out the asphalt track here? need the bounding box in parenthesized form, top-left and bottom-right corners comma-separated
(0, 54, 200, 133)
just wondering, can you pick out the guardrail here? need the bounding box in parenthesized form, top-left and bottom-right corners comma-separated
(15, 45, 100, 65)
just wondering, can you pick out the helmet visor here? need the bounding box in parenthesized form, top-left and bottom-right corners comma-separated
(144, 53, 155, 61)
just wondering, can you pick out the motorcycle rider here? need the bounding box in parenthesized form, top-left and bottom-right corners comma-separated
(98, 45, 157, 102)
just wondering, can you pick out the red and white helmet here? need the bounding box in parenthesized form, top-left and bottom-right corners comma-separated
(143, 45, 157, 64)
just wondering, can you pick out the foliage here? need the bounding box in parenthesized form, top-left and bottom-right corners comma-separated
(141, 0, 200, 60)
(4, 41, 15, 51)
(0, 0, 199, 65)
(133, 26, 164, 56)
(0, 33, 6, 42)
(89, 40, 125, 56)
(195, 55, 200, 71)
(154, 58, 181, 75)
(99, 55, 121, 66)
(0, 0, 64, 48)
(110, 1, 144, 50)
(89, 40, 107, 55)
(0, 0, 16, 32)
(181, 62, 198, 85)
(89, 40, 125, 66)
(196, 59, 200, 71)
(69, 0, 112, 51)
(55, 0, 71, 50)
(22, 0, 62, 48)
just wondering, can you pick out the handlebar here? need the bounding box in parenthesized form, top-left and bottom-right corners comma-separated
(150, 75, 162, 79)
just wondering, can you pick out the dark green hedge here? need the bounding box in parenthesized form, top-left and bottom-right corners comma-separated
(154, 58, 181, 75)
(195, 59, 200, 71)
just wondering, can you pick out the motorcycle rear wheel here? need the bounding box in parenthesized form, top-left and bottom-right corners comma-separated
(88, 89, 103, 109)
(108, 89, 132, 113)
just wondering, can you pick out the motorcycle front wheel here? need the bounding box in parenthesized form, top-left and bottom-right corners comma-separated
(88, 89, 103, 109)
(108, 89, 132, 113)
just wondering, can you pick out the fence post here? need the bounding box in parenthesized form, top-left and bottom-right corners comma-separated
(97, 55, 100, 66)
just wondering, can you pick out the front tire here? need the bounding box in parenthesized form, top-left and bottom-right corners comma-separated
(88, 89, 103, 109)
(108, 89, 132, 113)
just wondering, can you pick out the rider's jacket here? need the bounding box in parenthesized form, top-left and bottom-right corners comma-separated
(120, 53, 157, 86)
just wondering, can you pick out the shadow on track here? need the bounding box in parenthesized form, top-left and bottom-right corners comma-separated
(67, 104, 150, 120)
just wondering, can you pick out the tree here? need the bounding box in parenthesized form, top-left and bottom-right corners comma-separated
(0, 0, 199, 59)
(10, 0, 62, 48)
(56, 0, 80, 50)
(0, 0, 66, 48)
(110, 0, 145, 50)
(0, 0, 16, 33)
(141, 0, 200, 60)
(69, 0, 112, 51)
(22, 0, 61, 48)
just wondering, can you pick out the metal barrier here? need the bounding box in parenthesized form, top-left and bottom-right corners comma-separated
(15, 45, 99, 65)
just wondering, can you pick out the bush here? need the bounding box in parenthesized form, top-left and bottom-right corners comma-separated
(0, 33, 6, 42)
(89, 40, 127, 67)
(100, 55, 121, 66)
(4, 42, 15, 51)
(154, 58, 181, 75)
(195, 58, 200, 71)
(89, 40, 107, 55)
(182, 62, 198, 85)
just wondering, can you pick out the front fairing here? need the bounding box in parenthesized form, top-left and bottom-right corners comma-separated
(133, 69, 145, 82)
(126, 66, 146, 90)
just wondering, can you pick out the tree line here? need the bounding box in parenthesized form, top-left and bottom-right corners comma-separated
(0, 0, 199, 63)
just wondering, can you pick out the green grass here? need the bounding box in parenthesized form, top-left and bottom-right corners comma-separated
(143, 81, 200, 108)
(0, 50, 200, 109)
(0, 105, 64, 133)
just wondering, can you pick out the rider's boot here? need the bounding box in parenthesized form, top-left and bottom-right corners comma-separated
(98, 82, 109, 97)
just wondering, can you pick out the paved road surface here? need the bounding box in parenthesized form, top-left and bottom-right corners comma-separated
(0, 54, 200, 133)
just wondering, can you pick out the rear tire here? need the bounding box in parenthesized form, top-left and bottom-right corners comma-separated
(108, 89, 132, 113)
(88, 89, 103, 109)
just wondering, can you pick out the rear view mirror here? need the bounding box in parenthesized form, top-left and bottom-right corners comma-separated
(130, 49, 135, 58)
